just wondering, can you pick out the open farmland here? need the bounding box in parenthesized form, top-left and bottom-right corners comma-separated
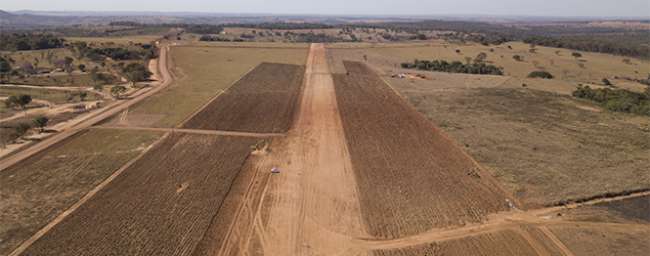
(21, 133, 257, 256)
(182, 62, 304, 133)
(332, 61, 511, 239)
(0, 129, 162, 256)
(111, 45, 309, 127)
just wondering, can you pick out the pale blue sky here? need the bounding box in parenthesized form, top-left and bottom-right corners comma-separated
(3, 0, 649, 17)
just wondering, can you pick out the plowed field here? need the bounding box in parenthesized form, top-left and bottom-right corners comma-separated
(333, 61, 512, 239)
(21, 133, 257, 256)
(182, 63, 305, 133)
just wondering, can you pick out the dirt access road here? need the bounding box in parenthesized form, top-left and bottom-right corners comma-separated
(0, 44, 173, 172)
(218, 43, 368, 255)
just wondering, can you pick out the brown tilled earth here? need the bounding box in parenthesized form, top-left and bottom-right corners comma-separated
(182, 63, 305, 133)
(21, 133, 256, 256)
(333, 61, 512, 238)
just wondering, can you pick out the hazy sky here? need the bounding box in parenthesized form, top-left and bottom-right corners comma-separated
(3, 0, 649, 17)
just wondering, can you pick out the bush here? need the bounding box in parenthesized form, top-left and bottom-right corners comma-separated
(572, 85, 650, 116)
(527, 71, 554, 79)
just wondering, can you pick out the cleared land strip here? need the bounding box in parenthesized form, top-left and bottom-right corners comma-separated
(92, 126, 285, 138)
(20, 133, 257, 256)
(182, 62, 305, 133)
(0, 45, 173, 172)
(333, 61, 513, 239)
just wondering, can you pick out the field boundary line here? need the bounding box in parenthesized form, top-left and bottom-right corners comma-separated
(7, 132, 171, 256)
(177, 44, 310, 50)
(92, 126, 285, 138)
(176, 65, 258, 128)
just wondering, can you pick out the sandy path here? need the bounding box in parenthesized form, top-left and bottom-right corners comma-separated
(0, 44, 173, 172)
(220, 43, 367, 255)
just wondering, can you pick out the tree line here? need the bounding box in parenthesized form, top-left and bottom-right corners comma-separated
(401, 59, 504, 75)
(0, 33, 65, 51)
(573, 85, 650, 116)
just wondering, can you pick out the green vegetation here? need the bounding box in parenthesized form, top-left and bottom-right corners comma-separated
(121, 63, 152, 83)
(401, 59, 503, 75)
(527, 71, 554, 79)
(4, 94, 32, 109)
(573, 85, 650, 116)
(0, 33, 65, 51)
(33, 116, 49, 132)
(110, 85, 127, 99)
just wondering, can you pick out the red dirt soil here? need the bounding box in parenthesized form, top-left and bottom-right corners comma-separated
(182, 63, 305, 133)
(333, 61, 513, 239)
(21, 133, 257, 256)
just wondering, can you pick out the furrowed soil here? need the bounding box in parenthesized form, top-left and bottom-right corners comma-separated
(21, 133, 257, 256)
(0, 129, 162, 256)
(111, 45, 308, 127)
(372, 229, 551, 256)
(332, 61, 511, 239)
(182, 63, 305, 133)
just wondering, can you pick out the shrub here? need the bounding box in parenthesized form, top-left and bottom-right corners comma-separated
(572, 85, 650, 116)
(527, 71, 554, 79)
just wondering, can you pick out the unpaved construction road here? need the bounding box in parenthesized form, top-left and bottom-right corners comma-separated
(218, 43, 368, 255)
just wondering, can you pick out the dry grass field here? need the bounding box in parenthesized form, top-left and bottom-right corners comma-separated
(389, 84, 650, 208)
(182, 62, 304, 133)
(114, 44, 309, 127)
(22, 133, 257, 256)
(65, 35, 161, 44)
(0, 129, 162, 256)
(549, 223, 650, 256)
(333, 61, 511, 238)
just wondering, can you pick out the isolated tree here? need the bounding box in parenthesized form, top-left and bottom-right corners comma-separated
(78, 64, 86, 72)
(110, 85, 127, 99)
(33, 116, 49, 133)
(527, 71, 554, 79)
(18, 95, 32, 109)
(0, 56, 11, 82)
(79, 91, 88, 101)
(572, 52, 582, 58)
(602, 78, 613, 86)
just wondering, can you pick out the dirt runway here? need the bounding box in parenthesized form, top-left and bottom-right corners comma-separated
(217, 43, 368, 255)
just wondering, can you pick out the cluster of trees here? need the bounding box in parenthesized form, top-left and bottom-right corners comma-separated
(0, 33, 65, 51)
(4, 94, 32, 109)
(573, 85, 650, 116)
(199, 35, 232, 42)
(401, 59, 503, 75)
(527, 71, 554, 79)
(523, 35, 650, 59)
(224, 23, 334, 30)
(121, 63, 152, 84)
